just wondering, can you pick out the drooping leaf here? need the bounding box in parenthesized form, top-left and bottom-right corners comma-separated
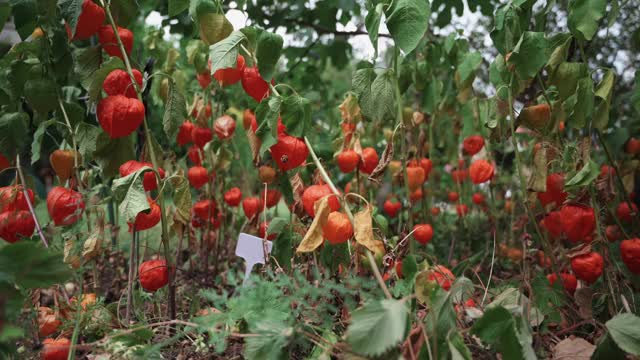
(346, 299, 407, 357)
(566, 77, 594, 128)
(592, 68, 615, 130)
(209, 30, 246, 75)
(296, 196, 330, 253)
(280, 95, 310, 137)
(30, 119, 57, 164)
(256, 31, 283, 81)
(568, 0, 607, 41)
(0, 112, 29, 158)
(457, 51, 482, 85)
(111, 166, 153, 222)
(163, 78, 187, 141)
(605, 313, 640, 355)
(75, 122, 101, 160)
(548, 62, 588, 101)
(365, 3, 384, 56)
(57, 0, 83, 37)
(384, 0, 430, 54)
(94, 133, 135, 179)
(360, 69, 396, 122)
(354, 206, 384, 254)
(170, 171, 191, 224)
(509, 31, 549, 79)
(197, 6, 233, 46)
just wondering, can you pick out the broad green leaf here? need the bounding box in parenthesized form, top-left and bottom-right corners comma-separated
(75, 46, 103, 88)
(94, 134, 135, 179)
(346, 299, 407, 357)
(457, 51, 482, 85)
(401, 254, 418, 280)
(170, 173, 191, 224)
(255, 95, 282, 138)
(548, 62, 588, 101)
(199, 12, 233, 46)
(605, 313, 640, 355)
(490, 5, 525, 55)
(546, 34, 572, 70)
(0, 112, 29, 158)
(163, 78, 187, 141)
(257, 124, 278, 156)
(593, 69, 615, 130)
(109, 0, 137, 27)
(256, 31, 283, 80)
(280, 95, 310, 137)
(88, 57, 125, 104)
(0, 242, 72, 289)
(365, 3, 384, 56)
(24, 78, 58, 113)
(30, 119, 57, 164)
(9, 0, 36, 40)
(267, 217, 288, 235)
(567, 77, 594, 128)
(592, 334, 627, 360)
(607, 0, 620, 26)
(209, 30, 246, 75)
(384, 0, 430, 54)
(568, 0, 606, 41)
(565, 159, 599, 188)
(0, 3, 12, 32)
(509, 31, 548, 79)
(471, 306, 536, 360)
(75, 122, 101, 160)
(356, 69, 396, 122)
(57, 0, 82, 37)
(111, 166, 153, 222)
(168, 0, 189, 16)
(272, 229, 294, 271)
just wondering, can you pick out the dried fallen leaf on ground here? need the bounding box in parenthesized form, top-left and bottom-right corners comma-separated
(553, 337, 594, 360)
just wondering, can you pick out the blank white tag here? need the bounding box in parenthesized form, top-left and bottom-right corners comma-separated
(235, 233, 272, 286)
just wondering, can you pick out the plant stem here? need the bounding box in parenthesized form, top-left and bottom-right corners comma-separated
(103, 1, 176, 321)
(15, 155, 48, 247)
(125, 227, 136, 324)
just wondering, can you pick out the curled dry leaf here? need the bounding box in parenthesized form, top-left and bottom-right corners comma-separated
(574, 288, 593, 320)
(527, 145, 547, 192)
(246, 128, 261, 164)
(82, 229, 103, 260)
(566, 244, 593, 259)
(354, 206, 385, 255)
(64, 239, 81, 269)
(338, 93, 361, 122)
(368, 141, 393, 184)
(296, 196, 331, 253)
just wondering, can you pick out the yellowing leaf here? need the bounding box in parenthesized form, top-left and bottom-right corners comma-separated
(199, 13, 233, 46)
(170, 170, 191, 224)
(82, 230, 102, 260)
(527, 146, 547, 192)
(338, 93, 361, 122)
(354, 206, 385, 255)
(64, 239, 81, 269)
(296, 196, 331, 253)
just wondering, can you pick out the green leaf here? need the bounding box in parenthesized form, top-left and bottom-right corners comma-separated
(355, 69, 396, 122)
(256, 96, 282, 138)
(592, 334, 627, 360)
(198, 11, 233, 46)
(30, 119, 57, 164)
(0, 3, 12, 32)
(346, 299, 407, 357)
(75, 122, 101, 160)
(546, 34, 572, 70)
(490, 5, 525, 55)
(267, 218, 288, 236)
(384, 0, 430, 54)
(57, 0, 83, 37)
(0, 112, 29, 158)
(471, 306, 536, 360)
(0, 242, 72, 289)
(605, 313, 640, 355)
(548, 62, 588, 101)
(88, 57, 125, 104)
(280, 95, 310, 137)
(168, 0, 189, 16)
(449, 331, 472, 360)
(9, 0, 36, 40)
(592, 69, 615, 130)
(272, 229, 294, 271)
(632, 70, 640, 114)
(457, 51, 482, 84)
(109, 0, 137, 27)
(209, 30, 246, 75)
(565, 159, 599, 188)
(509, 32, 549, 79)
(24, 78, 58, 113)
(365, 3, 384, 56)
(244, 320, 293, 360)
(111, 166, 153, 222)
(170, 174, 191, 224)
(163, 78, 187, 141)
(567, 77, 594, 128)
(401, 254, 418, 280)
(568, 0, 607, 41)
(75, 46, 104, 88)
(256, 31, 283, 81)
(94, 134, 135, 179)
